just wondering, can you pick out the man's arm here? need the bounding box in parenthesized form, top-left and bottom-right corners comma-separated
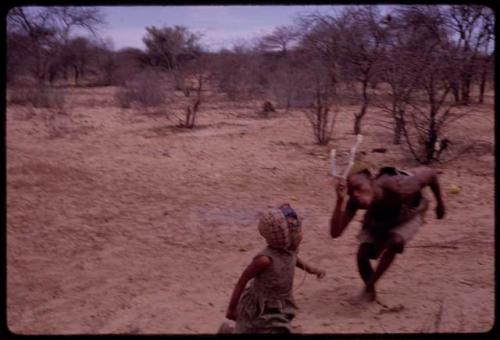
(385, 167, 445, 219)
(412, 167, 445, 218)
(226, 255, 271, 320)
(330, 179, 358, 238)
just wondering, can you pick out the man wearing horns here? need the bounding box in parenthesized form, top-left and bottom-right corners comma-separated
(330, 163, 446, 302)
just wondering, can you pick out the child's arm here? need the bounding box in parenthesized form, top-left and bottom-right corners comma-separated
(296, 257, 326, 279)
(226, 255, 272, 320)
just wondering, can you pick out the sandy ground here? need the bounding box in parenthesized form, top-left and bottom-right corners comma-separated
(6, 86, 495, 334)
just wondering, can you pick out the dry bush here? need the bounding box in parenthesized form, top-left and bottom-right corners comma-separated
(115, 70, 170, 114)
(261, 100, 276, 117)
(45, 111, 71, 138)
(43, 109, 94, 139)
(8, 86, 66, 112)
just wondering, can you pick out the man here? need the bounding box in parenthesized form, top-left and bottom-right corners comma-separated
(330, 164, 446, 302)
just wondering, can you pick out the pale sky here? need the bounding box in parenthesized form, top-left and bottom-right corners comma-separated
(98, 5, 341, 51)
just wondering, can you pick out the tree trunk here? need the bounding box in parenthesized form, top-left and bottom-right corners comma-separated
(451, 81, 460, 103)
(393, 115, 403, 145)
(425, 116, 438, 164)
(34, 47, 45, 85)
(479, 69, 487, 104)
(185, 107, 192, 128)
(320, 107, 329, 145)
(286, 92, 291, 112)
(73, 65, 80, 86)
(461, 75, 472, 106)
(354, 78, 369, 135)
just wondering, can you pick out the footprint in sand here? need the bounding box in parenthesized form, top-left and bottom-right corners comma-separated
(376, 302, 405, 314)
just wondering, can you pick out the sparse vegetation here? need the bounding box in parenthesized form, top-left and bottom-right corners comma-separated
(8, 85, 66, 111)
(6, 5, 495, 335)
(6, 4, 494, 161)
(115, 70, 169, 114)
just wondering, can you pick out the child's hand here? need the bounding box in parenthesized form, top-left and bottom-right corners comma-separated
(308, 266, 326, 279)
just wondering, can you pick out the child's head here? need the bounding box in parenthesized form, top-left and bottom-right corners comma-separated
(258, 203, 303, 251)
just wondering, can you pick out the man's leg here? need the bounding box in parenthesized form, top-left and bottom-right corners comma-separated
(364, 232, 405, 301)
(357, 243, 375, 285)
(354, 242, 385, 303)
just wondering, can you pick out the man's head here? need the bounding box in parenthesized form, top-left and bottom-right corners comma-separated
(347, 167, 375, 208)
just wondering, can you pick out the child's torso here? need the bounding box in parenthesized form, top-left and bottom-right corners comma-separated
(250, 247, 297, 299)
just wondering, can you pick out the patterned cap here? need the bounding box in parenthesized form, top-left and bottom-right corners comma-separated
(258, 209, 291, 249)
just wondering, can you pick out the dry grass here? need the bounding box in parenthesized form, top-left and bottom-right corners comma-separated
(8, 85, 66, 112)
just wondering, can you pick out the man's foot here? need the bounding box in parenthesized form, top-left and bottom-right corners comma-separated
(217, 321, 234, 334)
(347, 286, 376, 305)
(365, 285, 377, 302)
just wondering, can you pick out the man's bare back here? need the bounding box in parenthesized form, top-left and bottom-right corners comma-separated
(364, 168, 433, 231)
(330, 165, 445, 302)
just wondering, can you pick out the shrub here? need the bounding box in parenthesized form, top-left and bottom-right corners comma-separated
(115, 70, 168, 109)
(8, 86, 65, 111)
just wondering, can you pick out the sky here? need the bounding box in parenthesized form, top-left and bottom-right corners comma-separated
(98, 5, 340, 51)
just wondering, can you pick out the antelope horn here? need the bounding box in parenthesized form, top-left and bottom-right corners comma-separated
(342, 134, 364, 178)
(330, 134, 364, 179)
(330, 149, 338, 178)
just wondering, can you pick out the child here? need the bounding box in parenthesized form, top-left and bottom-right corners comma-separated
(219, 203, 326, 334)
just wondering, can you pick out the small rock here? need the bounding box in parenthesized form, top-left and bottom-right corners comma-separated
(449, 184, 461, 194)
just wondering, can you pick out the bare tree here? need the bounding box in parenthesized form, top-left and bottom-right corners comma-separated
(254, 25, 302, 110)
(179, 56, 211, 129)
(7, 7, 57, 83)
(477, 7, 495, 104)
(7, 6, 105, 85)
(115, 68, 170, 114)
(142, 25, 202, 92)
(338, 6, 386, 135)
(297, 50, 339, 145)
(285, 10, 346, 144)
(402, 49, 460, 164)
(390, 6, 466, 164)
(377, 47, 421, 145)
(444, 5, 492, 105)
(113, 47, 149, 85)
(257, 25, 298, 55)
(211, 44, 264, 101)
(46, 6, 105, 42)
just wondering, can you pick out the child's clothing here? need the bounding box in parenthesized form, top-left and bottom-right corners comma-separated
(258, 209, 291, 249)
(234, 246, 298, 333)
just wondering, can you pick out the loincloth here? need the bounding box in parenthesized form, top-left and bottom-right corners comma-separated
(358, 196, 429, 245)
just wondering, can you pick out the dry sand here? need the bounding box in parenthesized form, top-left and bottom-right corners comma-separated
(6, 86, 495, 334)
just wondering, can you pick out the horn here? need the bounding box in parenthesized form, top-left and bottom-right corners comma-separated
(330, 134, 364, 179)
